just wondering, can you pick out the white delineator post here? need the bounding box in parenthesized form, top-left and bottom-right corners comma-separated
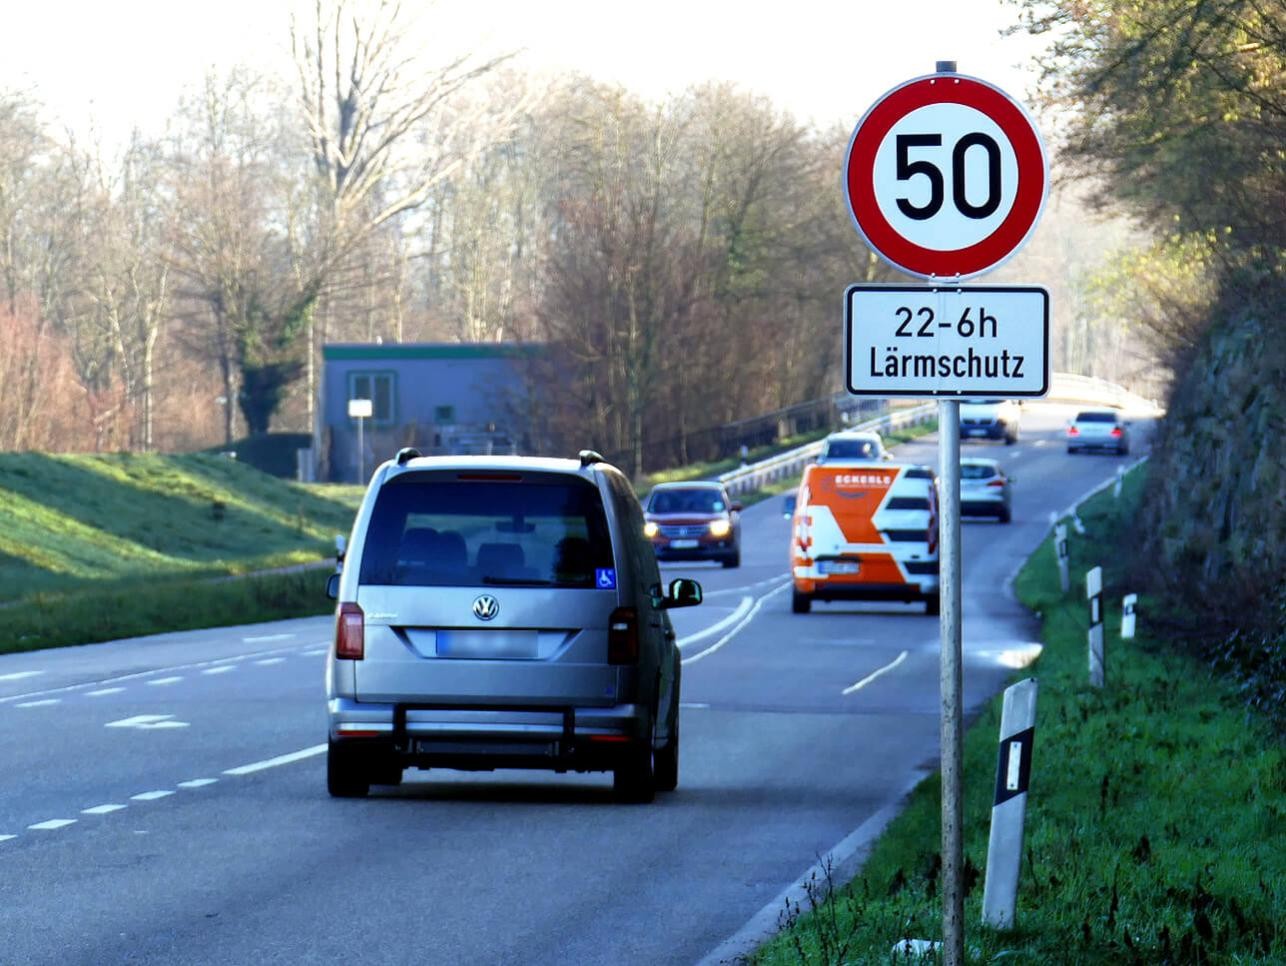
(939, 397, 964, 966)
(1087, 566, 1105, 687)
(982, 677, 1038, 929)
(1113, 465, 1125, 500)
(1121, 593, 1138, 640)
(1054, 522, 1070, 594)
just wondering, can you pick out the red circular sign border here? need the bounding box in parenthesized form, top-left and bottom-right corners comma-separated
(844, 74, 1047, 279)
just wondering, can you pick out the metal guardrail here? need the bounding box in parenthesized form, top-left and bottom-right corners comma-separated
(711, 372, 1160, 498)
(715, 403, 937, 497)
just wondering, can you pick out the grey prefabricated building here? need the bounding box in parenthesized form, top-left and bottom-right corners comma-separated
(317, 342, 544, 483)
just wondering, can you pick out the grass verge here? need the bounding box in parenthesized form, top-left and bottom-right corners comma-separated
(1, 569, 335, 655)
(753, 463, 1284, 963)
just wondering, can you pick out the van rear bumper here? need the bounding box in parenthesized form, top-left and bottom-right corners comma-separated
(793, 579, 939, 602)
(328, 697, 649, 772)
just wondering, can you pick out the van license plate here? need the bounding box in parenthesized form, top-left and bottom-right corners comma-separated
(820, 560, 859, 575)
(670, 539, 699, 549)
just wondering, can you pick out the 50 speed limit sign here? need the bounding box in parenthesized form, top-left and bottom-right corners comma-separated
(844, 73, 1048, 279)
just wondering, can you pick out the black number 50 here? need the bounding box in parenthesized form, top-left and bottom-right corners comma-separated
(895, 133, 1002, 221)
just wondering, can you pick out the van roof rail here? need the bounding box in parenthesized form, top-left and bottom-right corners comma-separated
(578, 450, 605, 467)
(395, 447, 422, 466)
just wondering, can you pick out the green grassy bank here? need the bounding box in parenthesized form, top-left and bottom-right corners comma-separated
(755, 465, 1284, 963)
(0, 452, 362, 654)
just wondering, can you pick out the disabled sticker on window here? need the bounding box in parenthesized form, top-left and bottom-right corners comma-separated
(595, 568, 617, 589)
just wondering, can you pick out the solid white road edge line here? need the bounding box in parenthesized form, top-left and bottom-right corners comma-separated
(0, 671, 43, 682)
(696, 768, 932, 966)
(676, 596, 753, 649)
(242, 633, 296, 643)
(223, 744, 327, 776)
(703, 575, 791, 599)
(841, 650, 910, 695)
(681, 583, 791, 667)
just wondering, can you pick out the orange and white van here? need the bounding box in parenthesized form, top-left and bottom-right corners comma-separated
(789, 462, 940, 615)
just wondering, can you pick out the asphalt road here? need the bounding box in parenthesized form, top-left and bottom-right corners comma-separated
(0, 404, 1151, 965)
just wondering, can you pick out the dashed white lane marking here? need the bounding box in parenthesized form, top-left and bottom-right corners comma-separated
(106, 714, 189, 730)
(0, 834, 16, 843)
(301, 648, 328, 657)
(16, 699, 60, 708)
(0, 641, 309, 706)
(86, 687, 125, 697)
(677, 596, 754, 649)
(28, 819, 76, 831)
(131, 791, 174, 802)
(243, 633, 296, 643)
(682, 583, 791, 667)
(255, 658, 286, 666)
(147, 676, 182, 686)
(680, 702, 711, 710)
(0, 671, 43, 682)
(223, 744, 327, 776)
(201, 666, 236, 675)
(82, 804, 127, 815)
(842, 650, 910, 695)
(177, 779, 218, 789)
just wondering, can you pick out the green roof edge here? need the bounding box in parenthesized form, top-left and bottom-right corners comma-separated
(323, 343, 542, 361)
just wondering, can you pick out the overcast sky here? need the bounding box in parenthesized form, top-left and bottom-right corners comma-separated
(6, 0, 1048, 146)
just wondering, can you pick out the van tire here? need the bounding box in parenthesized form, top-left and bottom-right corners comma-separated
(327, 739, 371, 798)
(722, 550, 741, 569)
(1005, 429, 1018, 445)
(614, 741, 656, 804)
(791, 590, 812, 614)
(655, 718, 679, 792)
(924, 594, 941, 616)
(998, 506, 1012, 524)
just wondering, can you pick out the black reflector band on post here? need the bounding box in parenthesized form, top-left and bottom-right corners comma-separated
(993, 726, 1035, 806)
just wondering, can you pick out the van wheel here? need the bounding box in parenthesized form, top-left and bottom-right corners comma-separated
(655, 718, 679, 793)
(722, 550, 741, 569)
(327, 739, 371, 798)
(791, 590, 812, 614)
(614, 738, 656, 804)
(1005, 430, 1018, 445)
(925, 594, 941, 616)
(998, 506, 1012, 524)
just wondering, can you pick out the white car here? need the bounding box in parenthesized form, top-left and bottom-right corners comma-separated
(1067, 409, 1130, 455)
(817, 430, 888, 462)
(959, 399, 1021, 445)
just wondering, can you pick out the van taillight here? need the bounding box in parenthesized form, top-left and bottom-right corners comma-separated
(1110, 426, 1123, 438)
(987, 478, 1007, 488)
(336, 602, 365, 660)
(607, 607, 639, 665)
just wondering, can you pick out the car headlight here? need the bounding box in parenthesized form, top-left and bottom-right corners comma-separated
(708, 519, 731, 538)
(644, 522, 659, 538)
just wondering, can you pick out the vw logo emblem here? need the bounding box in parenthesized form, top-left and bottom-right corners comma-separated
(472, 595, 500, 622)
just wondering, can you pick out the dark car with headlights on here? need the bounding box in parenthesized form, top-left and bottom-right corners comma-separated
(644, 481, 742, 568)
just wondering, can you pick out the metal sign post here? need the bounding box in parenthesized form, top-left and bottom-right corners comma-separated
(938, 395, 964, 960)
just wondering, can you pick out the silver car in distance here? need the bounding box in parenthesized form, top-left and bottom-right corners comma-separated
(325, 448, 701, 803)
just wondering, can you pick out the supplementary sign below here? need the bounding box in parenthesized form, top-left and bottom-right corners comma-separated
(845, 284, 1049, 397)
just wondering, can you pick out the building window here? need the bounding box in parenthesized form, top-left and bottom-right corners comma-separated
(348, 371, 396, 425)
(434, 405, 455, 423)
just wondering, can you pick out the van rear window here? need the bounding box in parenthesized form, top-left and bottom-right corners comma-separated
(359, 474, 614, 588)
(886, 497, 931, 510)
(1076, 411, 1119, 423)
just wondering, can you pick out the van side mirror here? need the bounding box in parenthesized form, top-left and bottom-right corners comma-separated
(326, 572, 341, 600)
(882, 451, 893, 461)
(730, 502, 744, 513)
(651, 578, 702, 609)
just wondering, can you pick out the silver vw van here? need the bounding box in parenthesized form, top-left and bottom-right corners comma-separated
(325, 449, 701, 802)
